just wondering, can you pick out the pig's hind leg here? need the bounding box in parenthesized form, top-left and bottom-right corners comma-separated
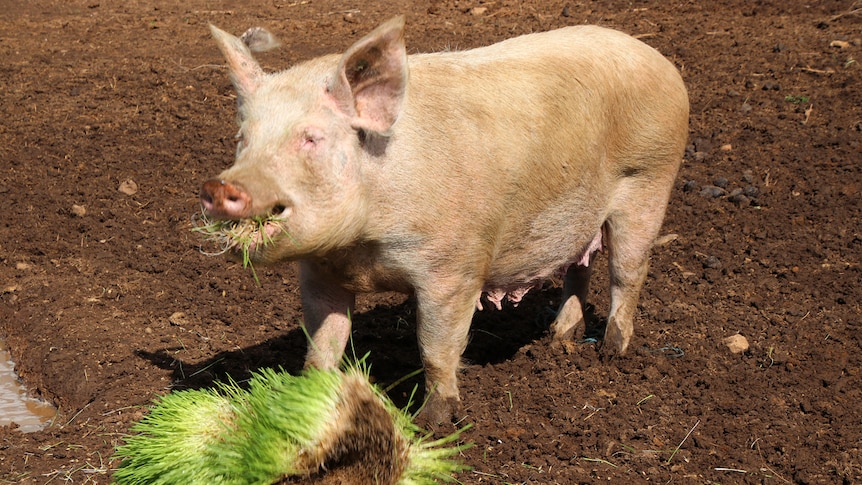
(602, 183, 671, 356)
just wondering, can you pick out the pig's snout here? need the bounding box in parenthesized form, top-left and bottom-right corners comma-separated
(200, 179, 252, 219)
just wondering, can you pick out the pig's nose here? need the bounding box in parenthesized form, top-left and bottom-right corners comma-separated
(200, 179, 252, 219)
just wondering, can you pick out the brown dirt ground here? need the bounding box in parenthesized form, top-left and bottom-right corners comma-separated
(1, 0, 861, 483)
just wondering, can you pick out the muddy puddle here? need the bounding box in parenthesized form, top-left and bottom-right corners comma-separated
(0, 340, 56, 432)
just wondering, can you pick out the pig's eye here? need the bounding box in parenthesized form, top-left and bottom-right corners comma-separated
(299, 128, 324, 151)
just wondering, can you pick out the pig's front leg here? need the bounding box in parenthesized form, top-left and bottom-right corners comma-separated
(414, 278, 483, 427)
(299, 260, 356, 370)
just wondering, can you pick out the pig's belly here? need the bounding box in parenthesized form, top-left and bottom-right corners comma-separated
(479, 229, 603, 310)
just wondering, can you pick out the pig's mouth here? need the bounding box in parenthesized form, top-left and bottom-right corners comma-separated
(192, 206, 291, 261)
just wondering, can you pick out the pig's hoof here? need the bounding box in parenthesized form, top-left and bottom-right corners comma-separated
(597, 341, 619, 362)
(415, 395, 462, 433)
(597, 338, 629, 362)
(551, 323, 578, 342)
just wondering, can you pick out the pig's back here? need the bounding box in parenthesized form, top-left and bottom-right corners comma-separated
(398, 24, 687, 178)
(406, 25, 684, 103)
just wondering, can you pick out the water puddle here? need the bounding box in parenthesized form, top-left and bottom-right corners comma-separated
(0, 339, 56, 432)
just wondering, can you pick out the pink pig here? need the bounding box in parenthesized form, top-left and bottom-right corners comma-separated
(200, 16, 689, 425)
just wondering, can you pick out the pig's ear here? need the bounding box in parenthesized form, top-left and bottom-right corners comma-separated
(209, 24, 264, 98)
(329, 16, 408, 135)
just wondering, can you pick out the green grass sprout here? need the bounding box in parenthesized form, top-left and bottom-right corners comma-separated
(112, 388, 237, 485)
(191, 210, 291, 284)
(636, 394, 655, 407)
(113, 358, 470, 485)
(783, 94, 809, 104)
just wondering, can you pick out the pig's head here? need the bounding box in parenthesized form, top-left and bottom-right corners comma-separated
(199, 17, 408, 264)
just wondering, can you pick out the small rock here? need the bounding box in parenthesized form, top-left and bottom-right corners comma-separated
(119, 179, 138, 195)
(743, 185, 760, 197)
(723, 334, 749, 354)
(700, 185, 726, 198)
(728, 192, 750, 206)
(71, 204, 87, 217)
(703, 255, 721, 269)
(719, 144, 733, 151)
(830, 40, 850, 49)
(470, 7, 487, 15)
(742, 170, 755, 184)
(714, 176, 729, 188)
(654, 233, 679, 246)
(239, 26, 281, 52)
(682, 180, 697, 192)
(169, 311, 190, 326)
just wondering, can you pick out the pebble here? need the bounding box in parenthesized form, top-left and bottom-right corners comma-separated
(699, 185, 726, 198)
(169, 311, 190, 326)
(723, 334, 749, 354)
(728, 192, 750, 206)
(689, 170, 763, 207)
(703, 255, 722, 269)
(118, 179, 138, 196)
(239, 27, 282, 52)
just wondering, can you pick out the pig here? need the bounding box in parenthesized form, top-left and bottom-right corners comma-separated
(200, 16, 689, 425)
